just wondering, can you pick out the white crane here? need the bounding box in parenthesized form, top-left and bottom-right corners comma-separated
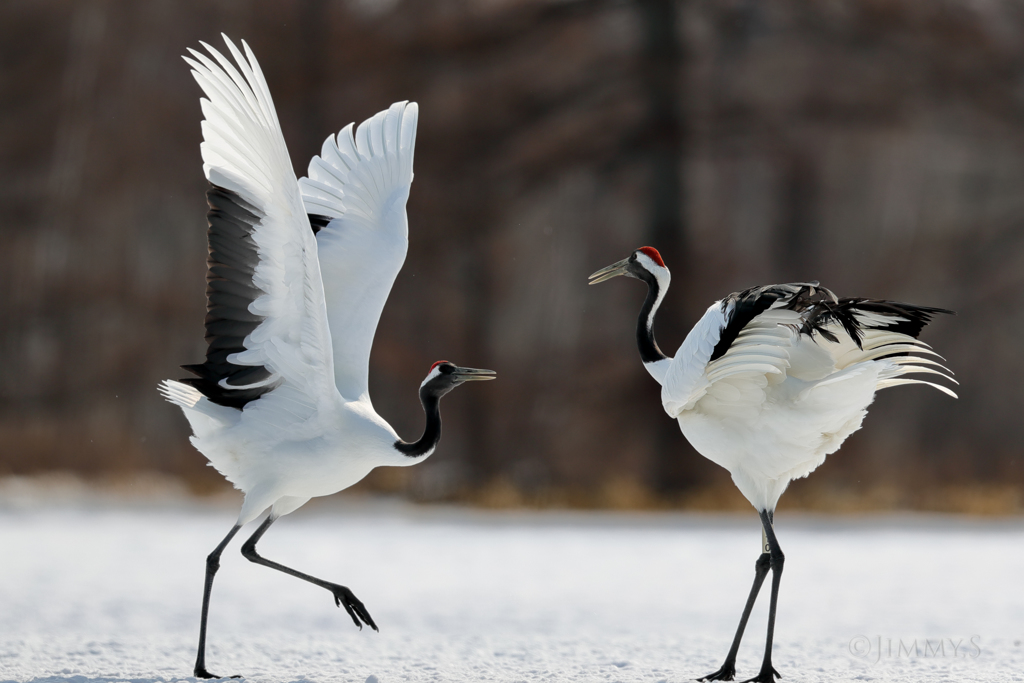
(588, 246, 955, 683)
(159, 35, 495, 679)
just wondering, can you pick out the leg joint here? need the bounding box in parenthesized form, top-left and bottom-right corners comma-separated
(205, 551, 221, 572)
(240, 539, 261, 562)
(240, 515, 275, 563)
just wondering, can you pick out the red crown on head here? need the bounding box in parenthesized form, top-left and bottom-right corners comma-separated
(637, 246, 665, 267)
(430, 360, 451, 372)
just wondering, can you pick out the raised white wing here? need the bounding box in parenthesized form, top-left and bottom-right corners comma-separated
(662, 299, 797, 418)
(180, 35, 337, 426)
(660, 301, 726, 416)
(298, 101, 418, 401)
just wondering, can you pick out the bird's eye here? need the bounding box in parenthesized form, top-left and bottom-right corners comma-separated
(440, 364, 454, 374)
(629, 253, 637, 262)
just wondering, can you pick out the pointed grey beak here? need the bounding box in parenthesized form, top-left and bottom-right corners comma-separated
(453, 367, 497, 382)
(588, 258, 631, 285)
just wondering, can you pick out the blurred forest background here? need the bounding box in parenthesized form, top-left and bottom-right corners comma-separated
(2, 0, 1022, 513)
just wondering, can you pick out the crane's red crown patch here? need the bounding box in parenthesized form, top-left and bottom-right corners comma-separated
(430, 360, 451, 372)
(637, 246, 665, 267)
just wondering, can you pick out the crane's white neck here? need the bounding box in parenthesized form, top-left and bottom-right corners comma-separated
(643, 357, 671, 385)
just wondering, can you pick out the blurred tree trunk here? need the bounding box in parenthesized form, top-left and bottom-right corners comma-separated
(639, 0, 686, 275)
(774, 148, 820, 282)
(297, 0, 329, 159)
(636, 0, 698, 494)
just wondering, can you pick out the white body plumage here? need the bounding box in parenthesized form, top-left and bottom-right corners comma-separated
(163, 381, 410, 522)
(667, 301, 907, 511)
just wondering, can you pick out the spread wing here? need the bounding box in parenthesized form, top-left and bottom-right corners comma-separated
(662, 282, 956, 419)
(177, 35, 337, 424)
(298, 101, 418, 402)
(800, 298, 957, 396)
(661, 284, 808, 417)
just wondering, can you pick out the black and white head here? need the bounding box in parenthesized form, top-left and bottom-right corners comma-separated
(588, 246, 670, 289)
(420, 361, 496, 399)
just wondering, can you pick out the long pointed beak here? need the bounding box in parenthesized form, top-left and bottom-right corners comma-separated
(588, 258, 630, 285)
(453, 367, 497, 381)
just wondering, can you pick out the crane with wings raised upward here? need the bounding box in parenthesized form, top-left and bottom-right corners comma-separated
(159, 35, 494, 679)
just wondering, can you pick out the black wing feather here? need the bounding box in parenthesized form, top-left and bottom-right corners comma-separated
(711, 281, 953, 362)
(178, 184, 280, 409)
(710, 282, 829, 362)
(308, 213, 332, 235)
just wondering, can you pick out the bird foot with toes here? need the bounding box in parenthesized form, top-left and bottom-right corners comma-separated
(739, 666, 781, 683)
(331, 585, 378, 631)
(699, 664, 737, 681)
(193, 667, 241, 680)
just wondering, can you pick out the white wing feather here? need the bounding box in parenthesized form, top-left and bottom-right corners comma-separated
(661, 301, 796, 417)
(183, 36, 337, 424)
(660, 301, 727, 416)
(298, 102, 418, 401)
(663, 294, 957, 421)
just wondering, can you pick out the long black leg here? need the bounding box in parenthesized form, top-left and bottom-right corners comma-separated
(699, 552, 772, 681)
(240, 515, 378, 631)
(195, 523, 242, 679)
(740, 509, 784, 683)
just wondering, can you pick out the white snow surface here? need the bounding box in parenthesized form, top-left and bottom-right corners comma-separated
(1, 498, 1022, 683)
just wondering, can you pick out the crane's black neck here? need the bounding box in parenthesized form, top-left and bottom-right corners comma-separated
(637, 272, 669, 365)
(393, 392, 441, 458)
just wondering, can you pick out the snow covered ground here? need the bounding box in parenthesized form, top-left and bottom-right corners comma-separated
(1, 497, 1022, 683)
